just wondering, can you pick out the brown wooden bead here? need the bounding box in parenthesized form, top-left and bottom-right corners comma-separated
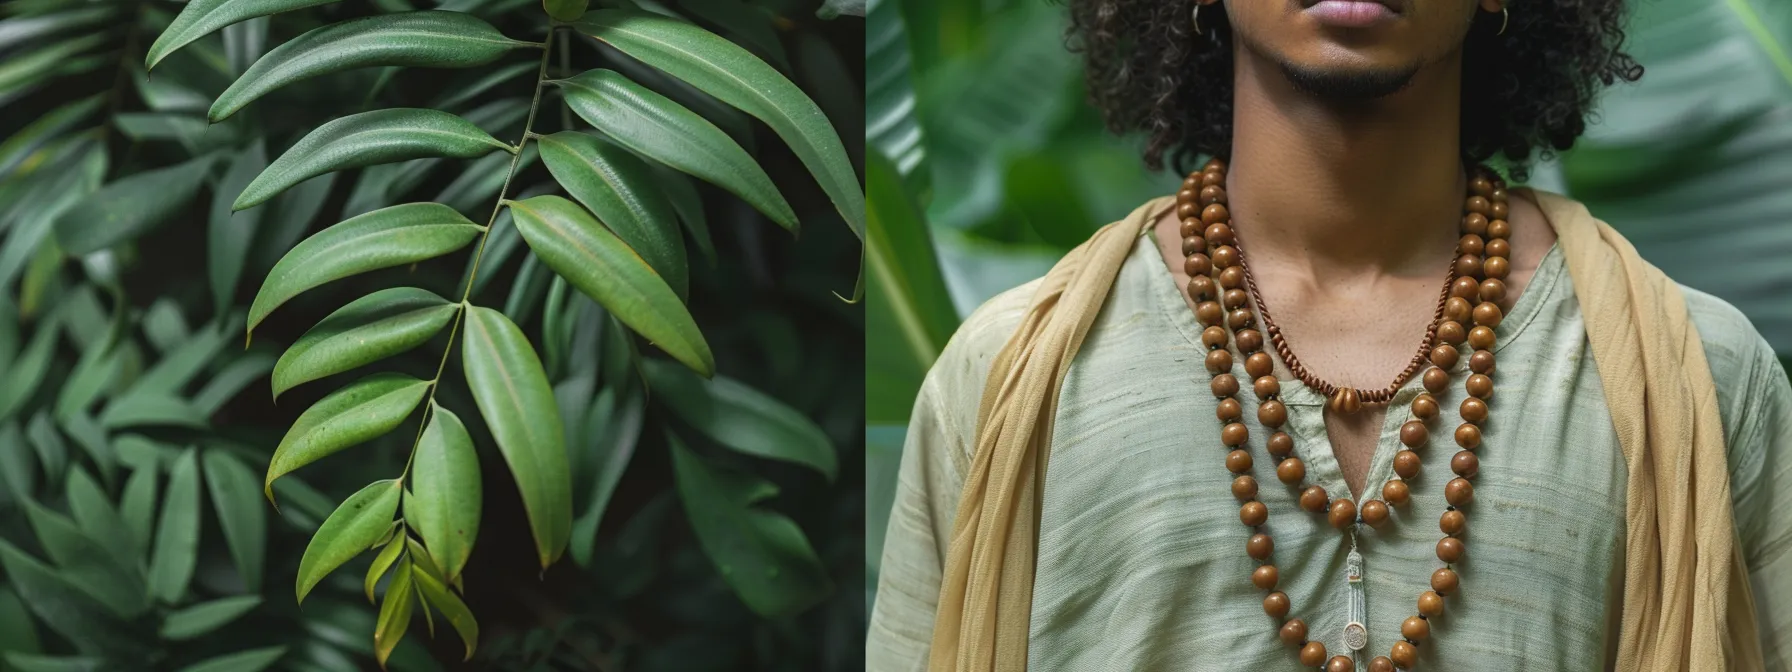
(1463, 212, 1488, 235)
(1466, 374, 1493, 399)
(1452, 450, 1479, 478)
(1460, 397, 1488, 424)
(1177, 188, 1197, 204)
(1211, 373, 1239, 398)
(1280, 618, 1309, 646)
(1468, 349, 1495, 375)
(1226, 447, 1253, 472)
(1402, 615, 1431, 641)
(1422, 368, 1450, 394)
(1484, 255, 1510, 280)
(1486, 237, 1511, 259)
(1467, 325, 1496, 350)
(1258, 399, 1288, 427)
(1487, 218, 1511, 239)
(1217, 398, 1243, 422)
(1211, 245, 1239, 268)
(1252, 564, 1279, 589)
(1300, 486, 1329, 512)
(1455, 254, 1483, 279)
(1369, 656, 1396, 672)
(1300, 641, 1328, 667)
(1205, 348, 1233, 374)
(1267, 431, 1294, 458)
(1361, 499, 1390, 527)
(1327, 655, 1356, 672)
(1327, 387, 1362, 415)
(1328, 498, 1356, 529)
(1204, 157, 1226, 172)
(1429, 343, 1459, 370)
(1470, 176, 1494, 197)
(1399, 420, 1428, 447)
(1227, 308, 1254, 330)
(1491, 199, 1509, 220)
(1218, 265, 1245, 289)
(1452, 276, 1480, 299)
(1202, 170, 1223, 187)
(1222, 288, 1249, 310)
(1202, 325, 1228, 349)
(1418, 590, 1445, 617)
(1182, 175, 1202, 191)
(1440, 509, 1465, 535)
(1454, 422, 1481, 450)
(1246, 352, 1274, 379)
(1393, 450, 1421, 479)
(1185, 253, 1212, 277)
(1179, 217, 1203, 238)
(1232, 475, 1258, 501)
(1177, 202, 1199, 219)
(1473, 302, 1504, 329)
(1437, 536, 1465, 563)
(1467, 195, 1491, 216)
(1182, 236, 1205, 256)
(1277, 457, 1307, 485)
(1200, 185, 1226, 205)
(1446, 478, 1475, 507)
(1263, 591, 1290, 618)
(1411, 394, 1439, 420)
(1202, 204, 1230, 225)
(1225, 425, 1252, 450)
(1431, 567, 1460, 595)
(1382, 479, 1411, 505)
(1247, 533, 1275, 560)
(1437, 320, 1466, 345)
(1391, 640, 1419, 669)
(1458, 233, 1485, 257)
(1480, 278, 1506, 303)
(1197, 301, 1224, 325)
(1236, 328, 1264, 353)
(1444, 296, 1471, 324)
(1256, 375, 1281, 400)
(1186, 274, 1216, 302)
(1240, 501, 1268, 526)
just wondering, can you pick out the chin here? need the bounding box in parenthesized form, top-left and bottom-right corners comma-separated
(1277, 57, 1420, 100)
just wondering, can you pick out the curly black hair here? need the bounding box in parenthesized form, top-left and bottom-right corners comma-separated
(1065, 0, 1644, 179)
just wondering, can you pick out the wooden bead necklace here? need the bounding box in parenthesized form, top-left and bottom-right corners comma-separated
(1176, 157, 1511, 671)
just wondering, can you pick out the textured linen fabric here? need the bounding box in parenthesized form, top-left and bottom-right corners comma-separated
(868, 204, 1792, 671)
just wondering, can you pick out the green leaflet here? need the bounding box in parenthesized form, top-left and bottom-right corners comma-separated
(145, 0, 341, 71)
(172, 646, 287, 672)
(1, 653, 106, 672)
(272, 287, 457, 398)
(209, 11, 534, 122)
(209, 141, 269, 316)
(648, 161, 717, 267)
(202, 450, 267, 591)
(364, 535, 403, 603)
(148, 448, 202, 605)
(0, 94, 103, 178)
(642, 358, 834, 480)
(551, 69, 795, 232)
(119, 465, 158, 558)
(507, 196, 713, 376)
(373, 560, 414, 667)
(297, 479, 401, 604)
(865, 149, 958, 424)
(159, 595, 262, 640)
(0, 313, 56, 424)
(410, 403, 481, 581)
(460, 306, 570, 568)
(235, 109, 510, 210)
(247, 202, 484, 336)
(265, 374, 430, 500)
(668, 435, 831, 618)
(576, 10, 863, 238)
(19, 501, 147, 619)
(54, 152, 221, 256)
(98, 396, 209, 430)
(536, 131, 688, 298)
(63, 468, 135, 571)
(412, 564, 479, 659)
(0, 539, 142, 659)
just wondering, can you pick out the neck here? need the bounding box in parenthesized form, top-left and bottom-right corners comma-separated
(1222, 48, 1468, 278)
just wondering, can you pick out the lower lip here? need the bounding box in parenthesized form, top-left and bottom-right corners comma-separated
(1305, 0, 1397, 28)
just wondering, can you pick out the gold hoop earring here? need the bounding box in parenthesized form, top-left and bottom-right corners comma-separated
(1192, 2, 1203, 35)
(1497, 7, 1508, 35)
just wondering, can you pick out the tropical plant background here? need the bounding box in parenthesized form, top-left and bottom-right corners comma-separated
(0, 0, 866, 669)
(865, 0, 1792, 614)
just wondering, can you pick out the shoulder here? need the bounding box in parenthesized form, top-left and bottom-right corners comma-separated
(1681, 284, 1780, 399)
(913, 277, 1045, 462)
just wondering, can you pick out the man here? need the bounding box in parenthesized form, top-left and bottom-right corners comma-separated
(869, 0, 1790, 670)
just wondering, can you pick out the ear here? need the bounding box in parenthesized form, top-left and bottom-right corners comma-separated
(1478, 0, 1502, 12)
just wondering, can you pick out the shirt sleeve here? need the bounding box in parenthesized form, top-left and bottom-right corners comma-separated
(1724, 341, 1792, 671)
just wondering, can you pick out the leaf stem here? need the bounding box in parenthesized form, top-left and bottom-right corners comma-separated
(400, 25, 561, 481)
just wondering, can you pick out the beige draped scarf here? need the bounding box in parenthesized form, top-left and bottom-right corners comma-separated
(927, 189, 1764, 671)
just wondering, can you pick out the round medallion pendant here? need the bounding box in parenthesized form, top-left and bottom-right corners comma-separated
(1343, 622, 1368, 651)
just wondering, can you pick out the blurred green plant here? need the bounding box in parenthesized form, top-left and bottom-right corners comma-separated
(1, 0, 866, 668)
(864, 0, 1792, 612)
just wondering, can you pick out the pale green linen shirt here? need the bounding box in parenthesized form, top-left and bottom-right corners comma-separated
(868, 232, 1792, 671)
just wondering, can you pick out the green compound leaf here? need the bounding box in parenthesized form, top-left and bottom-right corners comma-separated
(210, 11, 534, 122)
(264, 374, 430, 501)
(508, 195, 713, 376)
(248, 203, 483, 336)
(236, 109, 509, 210)
(145, 0, 342, 71)
(410, 403, 481, 581)
(537, 131, 687, 298)
(461, 306, 570, 569)
(296, 479, 401, 604)
(552, 69, 794, 232)
(272, 288, 457, 399)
